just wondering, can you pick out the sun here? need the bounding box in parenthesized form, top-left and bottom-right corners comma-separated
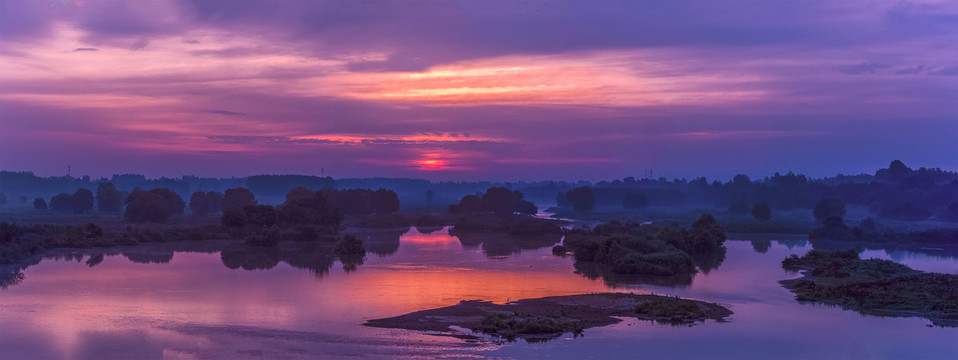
(415, 153, 449, 170)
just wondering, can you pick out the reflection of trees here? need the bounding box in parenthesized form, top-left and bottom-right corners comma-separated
(279, 242, 336, 276)
(691, 246, 726, 273)
(572, 261, 693, 287)
(0, 269, 25, 289)
(122, 250, 175, 264)
(221, 245, 281, 270)
(415, 226, 443, 234)
(451, 230, 561, 258)
(354, 229, 406, 257)
(85, 253, 104, 267)
(750, 239, 771, 254)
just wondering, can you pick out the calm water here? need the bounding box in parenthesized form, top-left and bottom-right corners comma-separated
(1, 228, 956, 359)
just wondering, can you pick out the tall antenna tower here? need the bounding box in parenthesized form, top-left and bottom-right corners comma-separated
(67, 165, 71, 177)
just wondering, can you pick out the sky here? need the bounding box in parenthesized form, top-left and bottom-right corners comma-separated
(0, 0, 956, 181)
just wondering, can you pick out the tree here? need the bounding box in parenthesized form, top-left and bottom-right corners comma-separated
(33, 197, 47, 210)
(123, 188, 183, 222)
(688, 213, 727, 252)
(222, 187, 256, 211)
(374, 188, 400, 214)
(124, 192, 174, 223)
(813, 198, 846, 222)
(190, 192, 211, 216)
(221, 208, 248, 227)
(482, 187, 518, 215)
(751, 201, 771, 221)
(96, 183, 124, 212)
(71, 188, 94, 213)
(285, 186, 313, 203)
(189, 191, 223, 216)
(205, 192, 223, 213)
(622, 191, 648, 210)
(448, 195, 484, 214)
(147, 188, 185, 215)
(566, 187, 596, 212)
(50, 193, 72, 212)
(276, 189, 343, 232)
(243, 204, 277, 227)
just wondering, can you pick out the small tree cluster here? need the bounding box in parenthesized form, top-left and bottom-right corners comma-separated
(813, 198, 846, 222)
(66, 189, 94, 214)
(565, 186, 596, 213)
(448, 187, 537, 215)
(96, 183, 124, 212)
(334, 188, 400, 215)
(751, 201, 772, 221)
(189, 191, 224, 216)
(622, 191, 648, 210)
(124, 188, 185, 223)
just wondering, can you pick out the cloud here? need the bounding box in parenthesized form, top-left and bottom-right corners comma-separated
(207, 110, 247, 116)
(837, 62, 890, 75)
(895, 65, 926, 75)
(74, 47, 99, 52)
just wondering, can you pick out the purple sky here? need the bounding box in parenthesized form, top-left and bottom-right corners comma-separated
(0, 0, 955, 181)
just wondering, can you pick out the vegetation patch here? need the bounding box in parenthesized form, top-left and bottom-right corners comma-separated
(365, 293, 732, 343)
(781, 250, 958, 326)
(560, 214, 727, 277)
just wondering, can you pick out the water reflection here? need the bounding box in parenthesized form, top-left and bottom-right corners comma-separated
(1, 230, 957, 359)
(450, 229, 561, 258)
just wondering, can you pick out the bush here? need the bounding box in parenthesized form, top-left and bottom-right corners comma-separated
(751, 201, 771, 221)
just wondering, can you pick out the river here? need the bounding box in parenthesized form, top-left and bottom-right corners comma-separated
(1, 227, 956, 359)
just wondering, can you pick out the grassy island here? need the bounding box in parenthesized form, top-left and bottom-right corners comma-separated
(780, 250, 958, 326)
(364, 293, 732, 342)
(559, 214, 727, 277)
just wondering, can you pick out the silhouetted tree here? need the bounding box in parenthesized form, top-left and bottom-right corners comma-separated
(566, 187, 596, 212)
(206, 192, 223, 213)
(148, 188, 185, 215)
(622, 191, 648, 210)
(449, 194, 484, 214)
(751, 201, 772, 221)
(285, 186, 313, 203)
(124, 191, 174, 223)
(810, 216, 850, 239)
(33, 197, 47, 210)
(123, 188, 183, 222)
(222, 187, 256, 211)
(277, 189, 343, 233)
(189, 191, 223, 216)
(71, 188, 94, 213)
(96, 183, 123, 212)
(374, 188, 400, 214)
(813, 198, 846, 222)
(688, 213, 727, 252)
(50, 193, 72, 212)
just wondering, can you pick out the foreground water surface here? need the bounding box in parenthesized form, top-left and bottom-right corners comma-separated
(1, 227, 956, 359)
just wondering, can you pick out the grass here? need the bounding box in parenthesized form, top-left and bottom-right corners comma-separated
(473, 312, 583, 340)
(781, 250, 958, 325)
(634, 297, 706, 323)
